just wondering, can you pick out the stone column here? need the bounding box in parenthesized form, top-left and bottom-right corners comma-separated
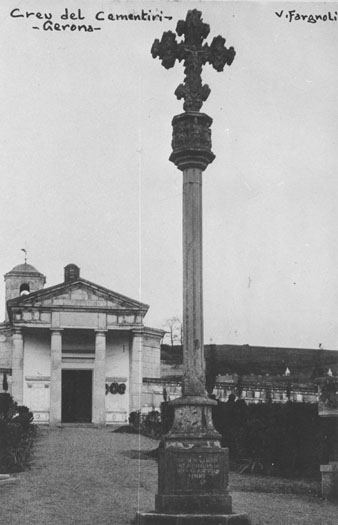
(49, 329, 62, 425)
(170, 112, 216, 400)
(93, 330, 107, 425)
(182, 167, 205, 396)
(130, 329, 143, 413)
(12, 328, 24, 405)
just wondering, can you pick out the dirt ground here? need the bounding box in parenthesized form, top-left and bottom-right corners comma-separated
(1, 427, 337, 525)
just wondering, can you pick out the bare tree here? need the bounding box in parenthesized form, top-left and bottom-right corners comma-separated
(163, 316, 182, 347)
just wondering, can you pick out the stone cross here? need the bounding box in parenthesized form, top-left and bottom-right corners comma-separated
(152, 9, 236, 398)
(151, 9, 235, 112)
(138, 11, 249, 524)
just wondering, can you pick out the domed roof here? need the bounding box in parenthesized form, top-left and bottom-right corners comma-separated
(7, 263, 42, 275)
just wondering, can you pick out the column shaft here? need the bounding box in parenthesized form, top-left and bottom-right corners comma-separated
(93, 331, 106, 425)
(12, 329, 24, 404)
(130, 332, 143, 413)
(182, 167, 205, 396)
(50, 330, 62, 425)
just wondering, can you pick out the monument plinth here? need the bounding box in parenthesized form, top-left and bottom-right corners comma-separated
(136, 10, 250, 524)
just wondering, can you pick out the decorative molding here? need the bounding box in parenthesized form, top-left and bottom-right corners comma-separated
(170, 112, 215, 171)
(32, 411, 49, 423)
(105, 411, 128, 423)
(25, 376, 50, 382)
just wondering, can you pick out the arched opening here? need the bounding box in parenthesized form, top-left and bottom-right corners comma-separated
(20, 283, 30, 296)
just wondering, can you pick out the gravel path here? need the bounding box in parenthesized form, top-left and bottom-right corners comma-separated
(1, 427, 337, 525)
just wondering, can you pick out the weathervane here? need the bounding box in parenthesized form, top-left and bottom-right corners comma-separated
(151, 9, 235, 112)
(21, 248, 27, 264)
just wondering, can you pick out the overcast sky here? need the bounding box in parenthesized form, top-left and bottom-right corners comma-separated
(0, 0, 337, 349)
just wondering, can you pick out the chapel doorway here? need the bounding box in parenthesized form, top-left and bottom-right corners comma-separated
(62, 370, 92, 423)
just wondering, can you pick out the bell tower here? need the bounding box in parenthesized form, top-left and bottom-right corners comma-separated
(4, 263, 46, 320)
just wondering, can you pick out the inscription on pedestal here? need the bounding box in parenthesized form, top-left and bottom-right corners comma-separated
(159, 448, 228, 495)
(176, 454, 222, 490)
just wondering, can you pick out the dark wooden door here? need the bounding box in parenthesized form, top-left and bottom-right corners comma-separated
(62, 370, 92, 423)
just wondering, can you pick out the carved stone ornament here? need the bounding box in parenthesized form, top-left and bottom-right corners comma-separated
(151, 9, 235, 112)
(169, 112, 215, 171)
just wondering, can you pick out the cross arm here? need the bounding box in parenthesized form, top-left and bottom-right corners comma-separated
(207, 36, 236, 72)
(151, 31, 181, 70)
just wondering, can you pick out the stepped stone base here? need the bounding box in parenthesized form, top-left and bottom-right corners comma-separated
(136, 511, 251, 524)
(156, 494, 232, 514)
(135, 398, 251, 525)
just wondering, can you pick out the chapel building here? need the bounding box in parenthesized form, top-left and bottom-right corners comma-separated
(0, 262, 163, 425)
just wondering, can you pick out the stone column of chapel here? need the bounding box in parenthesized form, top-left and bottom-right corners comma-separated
(129, 328, 144, 413)
(49, 329, 63, 425)
(93, 330, 107, 425)
(12, 328, 24, 405)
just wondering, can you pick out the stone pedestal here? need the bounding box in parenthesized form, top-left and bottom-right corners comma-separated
(156, 446, 232, 514)
(137, 396, 250, 524)
(157, 397, 230, 513)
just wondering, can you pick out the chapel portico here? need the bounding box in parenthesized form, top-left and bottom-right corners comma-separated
(2, 263, 163, 425)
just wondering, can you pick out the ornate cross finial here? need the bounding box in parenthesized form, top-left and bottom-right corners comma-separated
(151, 9, 235, 112)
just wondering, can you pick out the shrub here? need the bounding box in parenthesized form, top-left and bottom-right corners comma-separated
(0, 393, 36, 473)
(128, 410, 141, 431)
(213, 400, 332, 479)
(129, 409, 162, 439)
(142, 410, 162, 438)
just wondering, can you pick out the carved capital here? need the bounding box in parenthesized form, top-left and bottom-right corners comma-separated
(170, 112, 215, 171)
(165, 398, 221, 446)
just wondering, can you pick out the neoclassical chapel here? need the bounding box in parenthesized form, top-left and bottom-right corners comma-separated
(0, 262, 163, 425)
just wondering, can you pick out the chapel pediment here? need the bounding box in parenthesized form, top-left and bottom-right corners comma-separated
(7, 278, 148, 314)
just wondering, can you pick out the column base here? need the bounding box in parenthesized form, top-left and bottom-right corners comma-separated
(92, 416, 106, 427)
(136, 512, 251, 525)
(156, 494, 232, 514)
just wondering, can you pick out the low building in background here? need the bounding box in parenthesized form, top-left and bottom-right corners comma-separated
(140, 344, 338, 413)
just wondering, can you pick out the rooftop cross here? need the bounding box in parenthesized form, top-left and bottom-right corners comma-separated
(151, 9, 235, 112)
